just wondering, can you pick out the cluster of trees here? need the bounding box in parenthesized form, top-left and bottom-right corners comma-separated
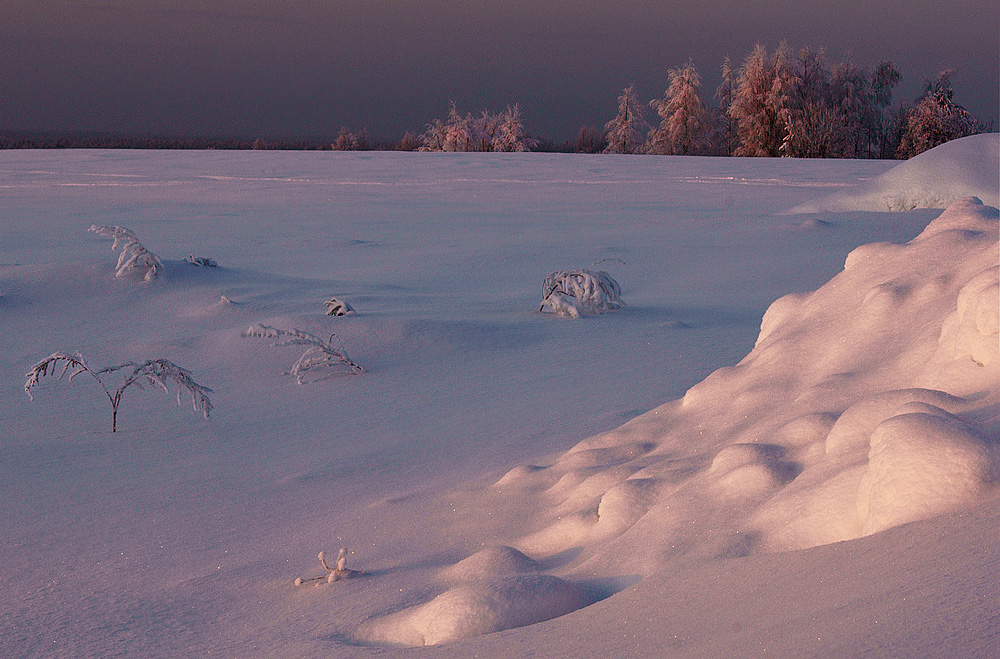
(592, 43, 983, 159)
(418, 103, 537, 152)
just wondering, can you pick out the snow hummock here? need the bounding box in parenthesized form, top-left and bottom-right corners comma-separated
(788, 133, 1000, 213)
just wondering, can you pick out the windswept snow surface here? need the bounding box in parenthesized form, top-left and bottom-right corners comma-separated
(1, 146, 996, 657)
(788, 133, 1000, 213)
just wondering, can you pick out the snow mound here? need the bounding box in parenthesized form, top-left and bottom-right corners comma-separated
(467, 197, 998, 579)
(788, 134, 999, 213)
(438, 546, 542, 583)
(357, 573, 588, 646)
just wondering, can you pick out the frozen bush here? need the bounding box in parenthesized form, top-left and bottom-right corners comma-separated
(540, 269, 625, 318)
(324, 297, 355, 316)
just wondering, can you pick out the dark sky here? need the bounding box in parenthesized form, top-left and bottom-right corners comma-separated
(3, 1, 997, 142)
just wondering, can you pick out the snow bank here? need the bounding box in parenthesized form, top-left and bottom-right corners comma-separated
(354, 196, 997, 646)
(788, 134, 999, 212)
(463, 196, 998, 582)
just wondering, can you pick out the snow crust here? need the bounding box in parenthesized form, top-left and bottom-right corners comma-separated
(1, 144, 996, 657)
(788, 133, 1000, 212)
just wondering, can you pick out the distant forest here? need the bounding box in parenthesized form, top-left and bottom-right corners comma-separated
(2, 43, 992, 159)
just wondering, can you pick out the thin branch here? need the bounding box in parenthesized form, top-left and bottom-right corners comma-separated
(242, 324, 363, 383)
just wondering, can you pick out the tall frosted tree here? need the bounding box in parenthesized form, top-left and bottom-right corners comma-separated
(492, 104, 536, 152)
(780, 47, 837, 158)
(647, 60, 711, 155)
(830, 59, 874, 158)
(603, 84, 649, 154)
(870, 61, 902, 158)
(714, 57, 738, 155)
(728, 43, 794, 157)
(898, 70, 978, 158)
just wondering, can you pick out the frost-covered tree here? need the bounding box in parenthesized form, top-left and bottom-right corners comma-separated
(779, 47, 839, 158)
(573, 125, 607, 154)
(89, 225, 162, 281)
(443, 103, 475, 152)
(420, 117, 448, 151)
(24, 353, 213, 432)
(897, 71, 978, 158)
(829, 59, 874, 158)
(714, 57, 738, 156)
(780, 100, 841, 158)
(729, 44, 794, 157)
(603, 84, 649, 154)
(647, 60, 711, 155)
(492, 104, 537, 152)
(870, 61, 901, 158)
(333, 127, 357, 151)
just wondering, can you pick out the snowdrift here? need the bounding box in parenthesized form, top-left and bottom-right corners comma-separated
(361, 196, 999, 645)
(788, 134, 999, 213)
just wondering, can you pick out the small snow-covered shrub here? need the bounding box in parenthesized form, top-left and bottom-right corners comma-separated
(540, 268, 625, 318)
(183, 255, 218, 267)
(89, 225, 163, 281)
(294, 548, 363, 586)
(242, 324, 363, 383)
(24, 352, 213, 432)
(324, 297, 355, 316)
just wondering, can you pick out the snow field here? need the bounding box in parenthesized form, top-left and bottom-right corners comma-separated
(1, 139, 997, 656)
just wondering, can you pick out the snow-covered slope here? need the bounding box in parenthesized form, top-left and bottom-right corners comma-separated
(788, 133, 999, 212)
(359, 196, 999, 646)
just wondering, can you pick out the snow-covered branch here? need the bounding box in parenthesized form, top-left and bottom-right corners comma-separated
(89, 225, 163, 281)
(25, 353, 213, 432)
(242, 324, 363, 383)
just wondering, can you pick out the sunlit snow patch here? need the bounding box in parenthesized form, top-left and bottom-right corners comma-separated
(386, 196, 998, 636)
(787, 133, 999, 213)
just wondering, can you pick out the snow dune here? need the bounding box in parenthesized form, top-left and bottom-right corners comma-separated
(788, 133, 1000, 212)
(361, 196, 999, 646)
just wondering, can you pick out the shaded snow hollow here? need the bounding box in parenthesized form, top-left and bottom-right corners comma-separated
(361, 196, 999, 646)
(788, 133, 999, 213)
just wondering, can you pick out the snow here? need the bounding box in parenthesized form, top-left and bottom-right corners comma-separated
(1, 142, 997, 657)
(787, 133, 1000, 212)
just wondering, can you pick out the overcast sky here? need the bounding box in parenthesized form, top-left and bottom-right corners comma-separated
(3, 1, 997, 142)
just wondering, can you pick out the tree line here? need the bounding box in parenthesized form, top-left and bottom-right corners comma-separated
(2, 43, 988, 158)
(587, 43, 983, 159)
